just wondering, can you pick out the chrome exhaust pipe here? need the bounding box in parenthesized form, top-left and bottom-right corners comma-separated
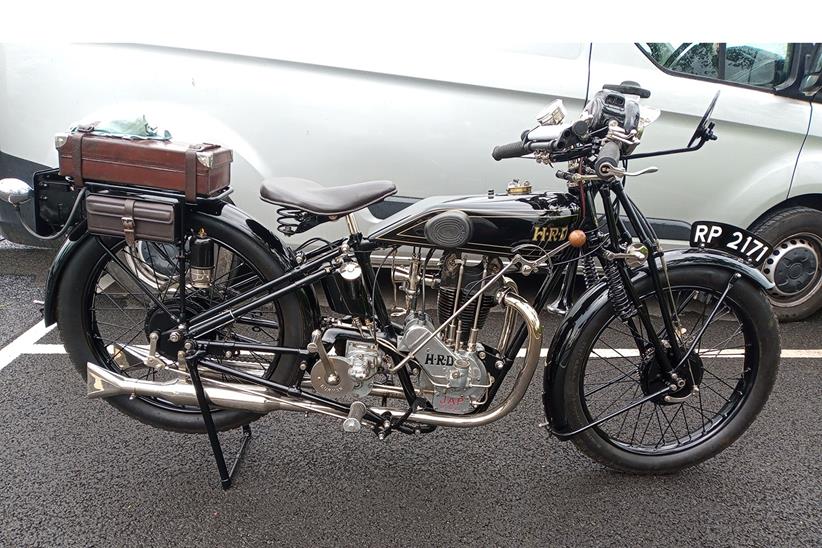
(86, 362, 347, 419)
(496, 276, 519, 351)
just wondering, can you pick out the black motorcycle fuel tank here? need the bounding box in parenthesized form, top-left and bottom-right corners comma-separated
(367, 189, 580, 257)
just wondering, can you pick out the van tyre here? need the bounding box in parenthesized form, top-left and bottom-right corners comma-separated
(751, 206, 822, 322)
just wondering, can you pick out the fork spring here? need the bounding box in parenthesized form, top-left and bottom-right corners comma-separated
(605, 260, 636, 321)
(582, 254, 600, 289)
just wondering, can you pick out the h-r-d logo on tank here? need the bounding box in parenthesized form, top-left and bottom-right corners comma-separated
(532, 224, 569, 242)
(424, 353, 455, 366)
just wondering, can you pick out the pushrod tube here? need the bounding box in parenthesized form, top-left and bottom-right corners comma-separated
(388, 260, 517, 373)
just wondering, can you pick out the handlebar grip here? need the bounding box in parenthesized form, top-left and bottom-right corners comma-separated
(492, 141, 529, 161)
(594, 141, 621, 177)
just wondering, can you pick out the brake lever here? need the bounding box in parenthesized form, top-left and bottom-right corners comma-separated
(602, 166, 658, 178)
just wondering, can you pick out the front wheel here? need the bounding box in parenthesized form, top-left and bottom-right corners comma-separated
(559, 266, 779, 474)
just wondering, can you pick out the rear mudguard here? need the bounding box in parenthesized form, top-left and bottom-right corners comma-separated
(542, 248, 772, 438)
(42, 202, 321, 328)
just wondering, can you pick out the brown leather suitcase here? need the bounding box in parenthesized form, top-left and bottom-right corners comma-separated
(55, 127, 233, 203)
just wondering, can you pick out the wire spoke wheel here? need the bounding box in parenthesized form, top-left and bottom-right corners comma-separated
(560, 266, 778, 473)
(582, 287, 747, 454)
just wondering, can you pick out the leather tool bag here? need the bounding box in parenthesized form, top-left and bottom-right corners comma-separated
(86, 194, 176, 245)
(56, 125, 232, 203)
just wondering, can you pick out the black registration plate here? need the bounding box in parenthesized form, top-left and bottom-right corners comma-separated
(689, 221, 772, 267)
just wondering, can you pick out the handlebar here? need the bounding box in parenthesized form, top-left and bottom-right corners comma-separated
(594, 141, 621, 178)
(491, 140, 530, 161)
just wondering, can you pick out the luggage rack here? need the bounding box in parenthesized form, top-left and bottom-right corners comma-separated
(83, 180, 234, 204)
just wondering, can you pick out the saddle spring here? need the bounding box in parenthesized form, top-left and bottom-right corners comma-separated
(276, 207, 328, 236)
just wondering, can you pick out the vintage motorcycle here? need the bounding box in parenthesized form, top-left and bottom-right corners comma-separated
(0, 81, 780, 488)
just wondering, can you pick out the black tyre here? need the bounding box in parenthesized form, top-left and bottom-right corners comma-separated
(751, 206, 822, 322)
(56, 210, 310, 433)
(561, 266, 779, 474)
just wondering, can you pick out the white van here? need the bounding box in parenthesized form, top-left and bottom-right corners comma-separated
(1, 42, 820, 319)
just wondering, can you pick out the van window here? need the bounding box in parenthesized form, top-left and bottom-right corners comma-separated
(639, 43, 794, 89)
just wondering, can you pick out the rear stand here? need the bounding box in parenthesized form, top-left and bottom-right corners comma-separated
(187, 362, 253, 490)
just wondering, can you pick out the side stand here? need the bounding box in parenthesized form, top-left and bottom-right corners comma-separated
(187, 361, 253, 490)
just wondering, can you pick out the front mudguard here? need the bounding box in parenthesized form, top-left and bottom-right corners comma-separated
(42, 203, 321, 328)
(542, 248, 772, 439)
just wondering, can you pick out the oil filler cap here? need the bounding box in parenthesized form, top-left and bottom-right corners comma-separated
(506, 179, 532, 195)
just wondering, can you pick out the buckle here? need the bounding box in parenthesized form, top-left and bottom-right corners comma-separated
(121, 216, 136, 245)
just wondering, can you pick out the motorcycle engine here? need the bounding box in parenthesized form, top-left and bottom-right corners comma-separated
(397, 313, 490, 414)
(396, 252, 503, 414)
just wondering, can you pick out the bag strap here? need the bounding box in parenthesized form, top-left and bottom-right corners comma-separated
(71, 124, 97, 188)
(121, 198, 136, 245)
(185, 146, 198, 203)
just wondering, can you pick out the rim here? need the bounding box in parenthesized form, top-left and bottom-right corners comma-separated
(579, 283, 756, 456)
(83, 236, 283, 413)
(761, 232, 822, 309)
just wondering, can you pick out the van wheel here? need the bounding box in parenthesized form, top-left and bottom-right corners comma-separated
(750, 206, 822, 322)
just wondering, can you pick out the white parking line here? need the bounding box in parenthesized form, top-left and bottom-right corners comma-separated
(27, 344, 69, 354)
(0, 320, 56, 371)
(0, 320, 819, 371)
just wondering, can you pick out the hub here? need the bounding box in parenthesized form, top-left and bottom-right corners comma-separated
(767, 239, 819, 296)
(640, 349, 704, 404)
(144, 298, 210, 359)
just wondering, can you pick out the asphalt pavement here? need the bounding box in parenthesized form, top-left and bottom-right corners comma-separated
(0, 240, 819, 547)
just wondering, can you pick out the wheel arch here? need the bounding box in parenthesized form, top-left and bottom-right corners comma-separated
(747, 193, 822, 230)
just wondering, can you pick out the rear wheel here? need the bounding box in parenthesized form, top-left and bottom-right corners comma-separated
(560, 266, 779, 474)
(56, 211, 310, 433)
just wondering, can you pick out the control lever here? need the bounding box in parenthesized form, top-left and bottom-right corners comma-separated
(555, 170, 600, 183)
(307, 329, 340, 385)
(145, 332, 167, 369)
(601, 165, 658, 178)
